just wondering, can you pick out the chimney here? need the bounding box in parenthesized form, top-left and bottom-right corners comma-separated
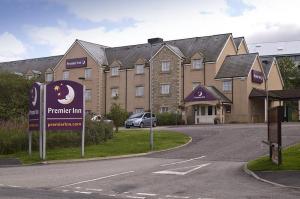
(148, 38, 163, 45)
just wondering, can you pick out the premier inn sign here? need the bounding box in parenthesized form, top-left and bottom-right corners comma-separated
(66, 57, 87, 69)
(45, 80, 84, 131)
(251, 70, 264, 84)
(29, 82, 42, 131)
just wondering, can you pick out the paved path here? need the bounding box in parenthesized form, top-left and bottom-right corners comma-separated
(0, 123, 300, 199)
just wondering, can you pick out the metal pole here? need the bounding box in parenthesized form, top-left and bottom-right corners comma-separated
(39, 84, 44, 159)
(28, 131, 32, 156)
(42, 84, 47, 160)
(149, 44, 154, 150)
(81, 85, 86, 157)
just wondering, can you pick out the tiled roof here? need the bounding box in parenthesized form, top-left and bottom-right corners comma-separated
(77, 40, 108, 65)
(105, 33, 231, 68)
(215, 53, 258, 79)
(233, 37, 244, 49)
(260, 56, 275, 76)
(0, 55, 63, 74)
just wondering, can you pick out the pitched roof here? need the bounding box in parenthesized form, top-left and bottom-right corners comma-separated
(248, 40, 300, 56)
(77, 40, 108, 65)
(233, 37, 244, 49)
(105, 33, 231, 68)
(260, 56, 274, 76)
(215, 53, 258, 79)
(0, 55, 63, 74)
(249, 88, 300, 100)
(185, 85, 231, 103)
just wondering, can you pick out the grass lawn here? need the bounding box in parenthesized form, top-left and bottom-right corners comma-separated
(247, 143, 300, 171)
(0, 130, 190, 164)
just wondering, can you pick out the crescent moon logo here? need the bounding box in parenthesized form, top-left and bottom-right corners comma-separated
(32, 87, 37, 106)
(57, 85, 75, 105)
(197, 91, 203, 97)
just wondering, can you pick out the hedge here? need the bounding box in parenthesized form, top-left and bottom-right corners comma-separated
(0, 119, 113, 155)
(156, 112, 184, 126)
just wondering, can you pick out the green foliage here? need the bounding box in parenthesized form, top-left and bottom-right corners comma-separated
(277, 57, 300, 89)
(0, 72, 34, 121)
(0, 119, 113, 155)
(156, 112, 184, 126)
(106, 103, 129, 132)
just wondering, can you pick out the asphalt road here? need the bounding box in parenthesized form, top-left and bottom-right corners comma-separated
(1, 123, 300, 199)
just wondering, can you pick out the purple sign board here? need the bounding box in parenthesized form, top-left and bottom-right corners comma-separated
(185, 85, 216, 102)
(251, 70, 264, 84)
(45, 80, 84, 131)
(66, 57, 87, 69)
(29, 82, 41, 131)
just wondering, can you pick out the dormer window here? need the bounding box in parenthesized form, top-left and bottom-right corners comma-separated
(135, 64, 144, 74)
(192, 59, 203, 70)
(111, 67, 119, 76)
(45, 73, 53, 82)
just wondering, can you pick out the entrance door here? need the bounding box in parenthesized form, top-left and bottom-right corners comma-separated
(195, 105, 216, 124)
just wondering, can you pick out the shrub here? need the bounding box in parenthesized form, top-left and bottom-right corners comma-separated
(0, 118, 114, 155)
(156, 112, 184, 126)
(106, 103, 129, 132)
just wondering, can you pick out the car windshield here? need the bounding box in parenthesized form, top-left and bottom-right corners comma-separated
(129, 113, 144, 119)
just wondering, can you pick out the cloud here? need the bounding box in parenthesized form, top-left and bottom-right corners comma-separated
(0, 32, 26, 62)
(26, 0, 300, 57)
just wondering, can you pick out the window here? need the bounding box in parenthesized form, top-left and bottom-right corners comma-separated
(223, 80, 232, 92)
(144, 113, 151, 118)
(111, 67, 119, 76)
(135, 64, 144, 74)
(160, 107, 169, 113)
(161, 84, 170, 94)
(135, 108, 144, 113)
(111, 88, 119, 97)
(208, 106, 213, 115)
(225, 105, 231, 113)
(192, 82, 201, 90)
(192, 59, 203, 70)
(85, 68, 92, 79)
(201, 106, 206, 115)
(135, 86, 144, 97)
(161, 61, 170, 72)
(85, 89, 92, 101)
(45, 73, 53, 82)
(63, 71, 69, 80)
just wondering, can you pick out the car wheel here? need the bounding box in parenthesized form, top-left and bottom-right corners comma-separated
(126, 126, 130, 128)
(153, 121, 157, 127)
(139, 122, 144, 128)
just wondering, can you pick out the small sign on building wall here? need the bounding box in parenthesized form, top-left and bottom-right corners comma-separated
(251, 70, 264, 84)
(66, 57, 87, 69)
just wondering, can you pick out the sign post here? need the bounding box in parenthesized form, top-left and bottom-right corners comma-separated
(43, 80, 84, 160)
(29, 82, 42, 157)
(268, 106, 283, 165)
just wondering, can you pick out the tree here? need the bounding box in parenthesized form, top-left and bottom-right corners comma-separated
(277, 57, 300, 89)
(107, 103, 128, 132)
(0, 72, 33, 121)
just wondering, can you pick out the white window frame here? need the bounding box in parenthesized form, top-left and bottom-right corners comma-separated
(111, 67, 119, 76)
(135, 86, 144, 97)
(85, 68, 92, 79)
(135, 108, 144, 113)
(111, 88, 119, 97)
(63, 71, 69, 80)
(161, 84, 170, 95)
(135, 64, 144, 74)
(85, 89, 92, 101)
(160, 106, 169, 113)
(45, 73, 53, 82)
(192, 82, 201, 90)
(223, 80, 232, 92)
(161, 61, 170, 72)
(192, 59, 204, 70)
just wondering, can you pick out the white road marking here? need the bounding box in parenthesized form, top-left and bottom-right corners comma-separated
(136, 193, 157, 196)
(160, 156, 206, 167)
(108, 194, 116, 197)
(166, 195, 190, 199)
(85, 188, 102, 192)
(125, 196, 145, 199)
(7, 185, 21, 188)
(74, 190, 92, 194)
(0, 184, 4, 186)
(62, 189, 69, 192)
(75, 187, 81, 189)
(58, 170, 135, 188)
(153, 163, 211, 175)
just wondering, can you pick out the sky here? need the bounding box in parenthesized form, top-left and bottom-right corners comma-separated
(0, 0, 300, 62)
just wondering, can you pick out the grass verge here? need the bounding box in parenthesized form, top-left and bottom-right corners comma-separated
(247, 143, 300, 171)
(0, 130, 190, 164)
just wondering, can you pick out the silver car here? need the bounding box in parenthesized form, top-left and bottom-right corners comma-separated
(125, 112, 157, 128)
